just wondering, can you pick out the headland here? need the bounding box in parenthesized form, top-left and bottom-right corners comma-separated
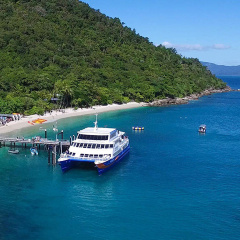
(148, 86, 232, 107)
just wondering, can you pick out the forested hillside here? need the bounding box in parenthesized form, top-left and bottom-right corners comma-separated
(0, 0, 226, 115)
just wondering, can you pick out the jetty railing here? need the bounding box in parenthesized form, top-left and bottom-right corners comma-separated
(0, 136, 70, 165)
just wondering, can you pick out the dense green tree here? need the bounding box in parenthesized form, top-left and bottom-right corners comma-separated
(0, 0, 226, 114)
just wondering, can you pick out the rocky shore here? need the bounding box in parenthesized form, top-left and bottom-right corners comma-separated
(148, 86, 233, 107)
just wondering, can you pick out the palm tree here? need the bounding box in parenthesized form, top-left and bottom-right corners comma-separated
(54, 80, 73, 108)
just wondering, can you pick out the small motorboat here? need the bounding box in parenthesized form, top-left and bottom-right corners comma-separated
(30, 147, 38, 155)
(8, 149, 19, 154)
(198, 124, 206, 133)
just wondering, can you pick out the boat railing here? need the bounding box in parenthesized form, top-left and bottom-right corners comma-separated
(61, 153, 111, 161)
(60, 153, 68, 158)
(121, 138, 129, 145)
(58, 139, 69, 142)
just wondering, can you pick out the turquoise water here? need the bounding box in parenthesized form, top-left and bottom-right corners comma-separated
(1, 76, 240, 240)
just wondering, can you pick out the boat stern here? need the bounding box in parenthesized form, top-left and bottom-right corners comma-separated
(95, 145, 130, 174)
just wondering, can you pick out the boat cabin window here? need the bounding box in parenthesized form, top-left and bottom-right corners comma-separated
(72, 153, 76, 156)
(110, 130, 117, 139)
(78, 134, 108, 140)
(89, 154, 93, 158)
(80, 154, 84, 157)
(85, 154, 89, 157)
(94, 154, 98, 158)
(99, 154, 103, 158)
(71, 143, 114, 149)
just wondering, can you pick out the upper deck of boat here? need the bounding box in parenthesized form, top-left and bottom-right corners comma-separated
(78, 127, 117, 135)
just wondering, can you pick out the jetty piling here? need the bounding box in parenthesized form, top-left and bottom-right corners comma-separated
(48, 146, 51, 164)
(58, 130, 64, 140)
(52, 145, 57, 165)
(60, 141, 63, 154)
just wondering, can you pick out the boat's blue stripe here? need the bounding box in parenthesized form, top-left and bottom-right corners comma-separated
(97, 145, 130, 174)
(68, 158, 95, 163)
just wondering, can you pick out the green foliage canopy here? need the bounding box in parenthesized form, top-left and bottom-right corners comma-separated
(0, 0, 226, 114)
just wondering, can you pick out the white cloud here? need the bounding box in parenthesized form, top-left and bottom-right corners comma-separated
(161, 42, 230, 51)
(212, 44, 230, 49)
(161, 41, 172, 48)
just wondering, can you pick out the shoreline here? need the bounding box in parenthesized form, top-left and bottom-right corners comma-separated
(0, 86, 235, 135)
(148, 86, 233, 107)
(0, 102, 146, 135)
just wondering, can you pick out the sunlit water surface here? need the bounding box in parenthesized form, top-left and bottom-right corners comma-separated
(0, 76, 240, 240)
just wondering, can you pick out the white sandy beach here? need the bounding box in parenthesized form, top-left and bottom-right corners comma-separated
(0, 102, 145, 135)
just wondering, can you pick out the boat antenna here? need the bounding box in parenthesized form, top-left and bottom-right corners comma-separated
(94, 114, 98, 131)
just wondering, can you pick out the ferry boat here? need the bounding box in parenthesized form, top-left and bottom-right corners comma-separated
(58, 115, 130, 174)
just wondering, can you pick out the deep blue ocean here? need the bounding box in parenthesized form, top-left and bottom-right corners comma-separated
(1, 76, 240, 240)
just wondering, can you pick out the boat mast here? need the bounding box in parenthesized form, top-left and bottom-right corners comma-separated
(94, 114, 98, 131)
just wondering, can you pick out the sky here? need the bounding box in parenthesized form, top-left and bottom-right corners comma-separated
(81, 0, 240, 66)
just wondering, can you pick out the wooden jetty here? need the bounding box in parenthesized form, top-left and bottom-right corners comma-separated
(0, 136, 70, 165)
